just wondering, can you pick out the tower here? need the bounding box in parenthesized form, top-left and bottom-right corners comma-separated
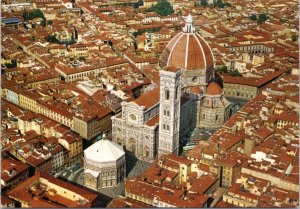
(158, 66, 181, 156)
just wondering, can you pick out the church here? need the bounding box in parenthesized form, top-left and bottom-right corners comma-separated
(111, 15, 231, 162)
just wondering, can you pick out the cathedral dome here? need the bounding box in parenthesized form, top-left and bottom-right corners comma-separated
(160, 14, 214, 71)
(206, 82, 222, 95)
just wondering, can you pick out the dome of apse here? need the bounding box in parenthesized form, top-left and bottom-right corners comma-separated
(206, 82, 222, 96)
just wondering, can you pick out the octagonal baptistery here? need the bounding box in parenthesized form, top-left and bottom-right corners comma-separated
(160, 14, 215, 92)
(83, 139, 126, 190)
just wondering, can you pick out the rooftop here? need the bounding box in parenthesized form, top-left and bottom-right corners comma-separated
(84, 139, 125, 163)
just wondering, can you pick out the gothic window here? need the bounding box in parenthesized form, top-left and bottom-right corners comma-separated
(216, 115, 218, 121)
(166, 125, 169, 131)
(167, 111, 170, 116)
(165, 89, 170, 100)
(163, 124, 166, 130)
(203, 113, 205, 119)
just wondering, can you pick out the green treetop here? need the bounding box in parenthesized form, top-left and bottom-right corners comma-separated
(148, 0, 174, 16)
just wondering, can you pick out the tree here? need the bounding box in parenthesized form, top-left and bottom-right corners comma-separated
(23, 9, 44, 20)
(217, 65, 228, 74)
(41, 20, 53, 27)
(34, 9, 44, 18)
(216, 0, 224, 8)
(200, 0, 208, 6)
(5, 60, 17, 68)
(148, 0, 174, 16)
(41, 19, 46, 27)
(228, 69, 242, 77)
(213, 0, 230, 8)
(249, 14, 257, 21)
(291, 34, 298, 42)
(46, 35, 59, 43)
(257, 14, 268, 24)
(133, 0, 143, 8)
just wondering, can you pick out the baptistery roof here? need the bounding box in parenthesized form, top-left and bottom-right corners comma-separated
(160, 14, 214, 71)
(84, 139, 125, 163)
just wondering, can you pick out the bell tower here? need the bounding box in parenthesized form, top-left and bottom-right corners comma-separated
(158, 66, 182, 156)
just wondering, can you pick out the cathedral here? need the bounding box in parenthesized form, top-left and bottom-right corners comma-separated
(111, 15, 231, 162)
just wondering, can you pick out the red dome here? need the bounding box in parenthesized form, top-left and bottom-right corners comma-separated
(190, 86, 202, 94)
(206, 82, 222, 95)
(160, 32, 214, 71)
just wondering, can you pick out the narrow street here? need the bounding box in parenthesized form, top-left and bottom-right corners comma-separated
(210, 187, 227, 207)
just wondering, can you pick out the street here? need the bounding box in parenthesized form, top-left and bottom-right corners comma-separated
(210, 187, 227, 207)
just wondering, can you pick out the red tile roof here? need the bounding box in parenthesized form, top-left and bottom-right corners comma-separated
(206, 82, 222, 95)
(133, 87, 160, 110)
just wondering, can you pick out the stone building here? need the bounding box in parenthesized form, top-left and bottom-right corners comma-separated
(112, 14, 231, 161)
(83, 139, 126, 190)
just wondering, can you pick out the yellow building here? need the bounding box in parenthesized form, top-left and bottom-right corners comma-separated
(68, 43, 99, 58)
(19, 90, 40, 113)
(222, 82, 258, 100)
(142, 0, 158, 8)
(26, 74, 61, 89)
(242, 163, 299, 192)
(158, 154, 192, 183)
(223, 183, 259, 207)
(59, 132, 83, 165)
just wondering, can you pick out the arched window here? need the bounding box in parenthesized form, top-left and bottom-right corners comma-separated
(165, 89, 170, 100)
(203, 113, 206, 119)
(215, 115, 218, 121)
